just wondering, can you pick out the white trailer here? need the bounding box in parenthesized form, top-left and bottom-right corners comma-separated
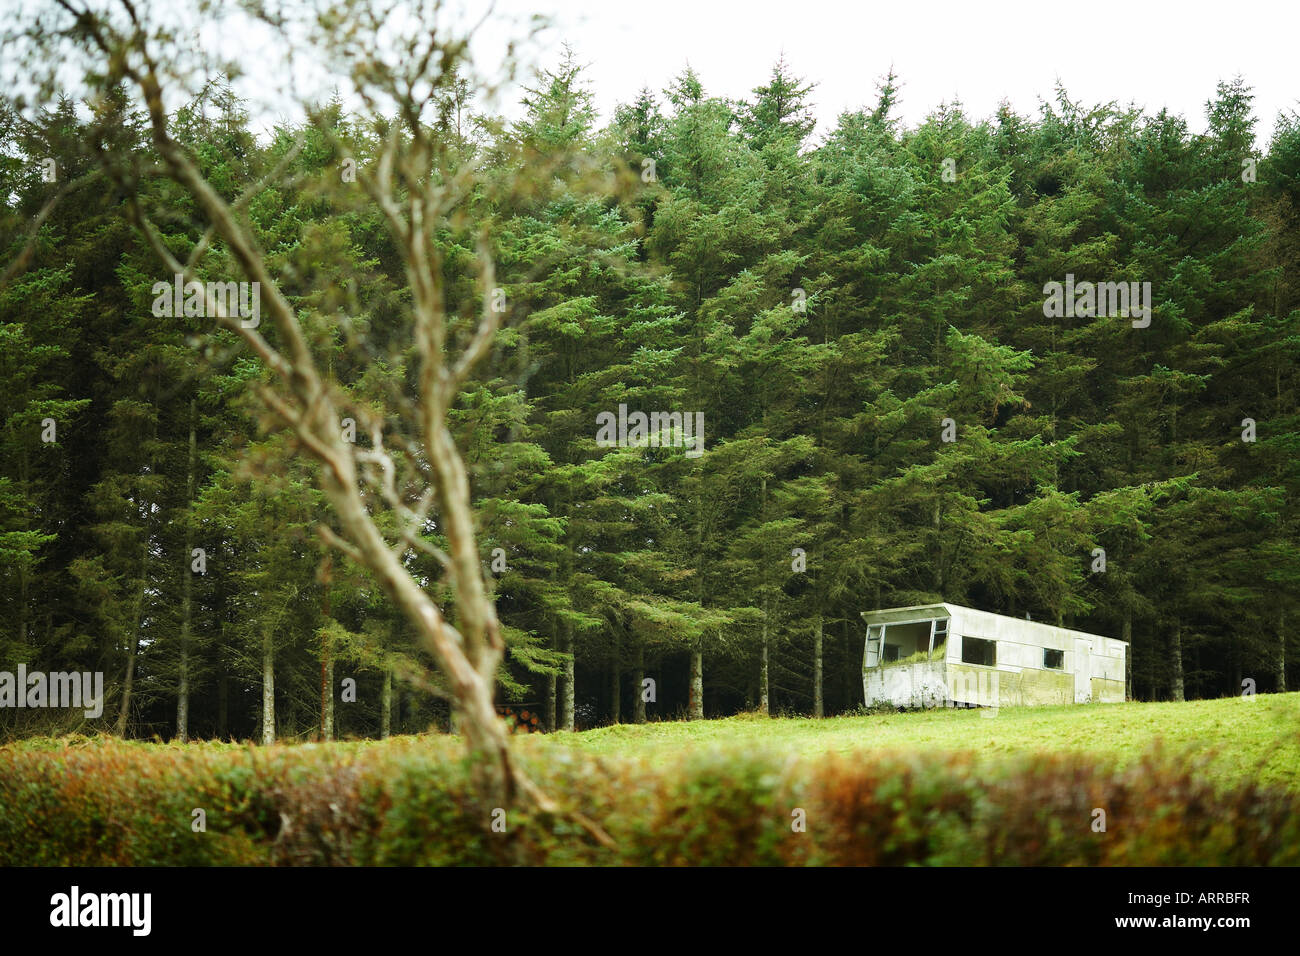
(862, 603, 1127, 708)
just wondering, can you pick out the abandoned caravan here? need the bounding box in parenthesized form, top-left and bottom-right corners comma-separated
(861, 603, 1127, 708)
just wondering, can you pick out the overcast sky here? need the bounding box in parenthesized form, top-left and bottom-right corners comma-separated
(478, 0, 1299, 145)
(15, 0, 1293, 147)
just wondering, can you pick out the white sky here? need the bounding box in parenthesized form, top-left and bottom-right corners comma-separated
(480, 0, 1300, 144)
(10, 0, 1294, 147)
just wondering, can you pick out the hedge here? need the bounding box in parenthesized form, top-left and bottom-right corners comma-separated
(1, 736, 1296, 865)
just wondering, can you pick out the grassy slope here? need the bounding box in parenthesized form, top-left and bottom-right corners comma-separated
(6, 694, 1294, 792)
(528, 693, 1300, 791)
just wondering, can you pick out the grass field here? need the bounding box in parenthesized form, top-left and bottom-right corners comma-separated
(531, 693, 1300, 791)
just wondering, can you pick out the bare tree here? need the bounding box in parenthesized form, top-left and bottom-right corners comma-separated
(5, 0, 610, 840)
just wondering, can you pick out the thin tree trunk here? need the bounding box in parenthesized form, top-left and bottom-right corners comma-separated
(843, 616, 854, 708)
(115, 637, 139, 738)
(320, 561, 333, 741)
(217, 673, 228, 738)
(1276, 608, 1287, 693)
(261, 627, 275, 745)
(561, 618, 575, 732)
(1224, 616, 1238, 698)
(18, 449, 29, 651)
(632, 644, 646, 724)
(932, 500, 943, 595)
(176, 398, 196, 743)
(688, 647, 703, 720)
(215, 552, 229, 738)
(176, 589, 191, 741)
(609, 631, 620, 724)
(545, 672, 557, 732)
(381, 665, 392, 739)
(758, 476, 769, 716)
(1171, 618, 1185, 702)
(322, 645, 334, 740)
(692, 422, 707, 725)
(115, 513, 151, 738)
(17, 568, 27, 649)
(1122, 608, 1133, 702)
(813, 612, 824, 718)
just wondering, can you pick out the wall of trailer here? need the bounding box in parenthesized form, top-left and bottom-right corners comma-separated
(863, 605, 1127, 707)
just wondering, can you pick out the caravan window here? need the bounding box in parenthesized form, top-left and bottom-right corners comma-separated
(866, 617, 952, 667)
(961, 636, 996, 667)
(1043, 648, 1064, 670)
(931, 619, 949, 660)
(865, 625, 884, 668)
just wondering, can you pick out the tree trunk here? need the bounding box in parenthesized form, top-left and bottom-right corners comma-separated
(1122, 608, 1133, 701)
(381, 665, 392, 739)
(609, 632, 620, 724)
(688, 647, 703, 720)
(322, 644, 334, 741)
(1230, 628, 1241, 699)
(217, 672, 228, 739)
(104, 60, 606, 835)
(115, 639, 139, 738)
(632, 644, 646, 724)
(545, 672, 557, 732)
(261, 627, 275, 745)
(320, 566, 333, 742)
(1276, 607, 1287, 693)
(454, 687, 516, 799)
(561, 618, 575, 732)
(931, 500, 944, 596)
(1171, 618, 1185, 702)
(176, 594, 191, 741)
(842, 616, 853, 709)
(17, 566, 27, 651)
(176, 399, 197, 743)
(115, 516, 151, 738)
(18, 449, 29, 652)
(813, 612, 824, 718)
(758, 477, 769, 716)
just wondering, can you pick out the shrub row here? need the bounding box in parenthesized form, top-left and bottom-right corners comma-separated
(1, 736, 1296, 865)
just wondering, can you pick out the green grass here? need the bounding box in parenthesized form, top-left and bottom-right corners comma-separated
(532, 692, 1300, 791)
